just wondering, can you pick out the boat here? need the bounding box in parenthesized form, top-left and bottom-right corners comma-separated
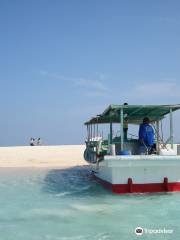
(84, 104, 180, 194)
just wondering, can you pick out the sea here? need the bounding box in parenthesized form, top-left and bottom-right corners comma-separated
(0, 166, 180, 240)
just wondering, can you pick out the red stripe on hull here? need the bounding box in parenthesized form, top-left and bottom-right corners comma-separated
(93, 174, 180, 194)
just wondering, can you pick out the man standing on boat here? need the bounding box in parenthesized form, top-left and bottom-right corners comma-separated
(139, 117, 155, 154)
(123, 103, 128, 141)
(123, 117, 128, 141)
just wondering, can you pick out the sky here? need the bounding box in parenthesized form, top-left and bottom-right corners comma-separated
(0, 0, 180, 146)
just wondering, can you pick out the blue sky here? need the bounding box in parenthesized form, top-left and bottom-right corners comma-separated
(0, 0, 180, 146)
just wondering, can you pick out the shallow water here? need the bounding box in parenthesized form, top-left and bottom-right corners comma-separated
(0, 166, 180, 240)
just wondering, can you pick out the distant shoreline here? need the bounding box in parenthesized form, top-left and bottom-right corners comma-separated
(0, 145, 87, 168)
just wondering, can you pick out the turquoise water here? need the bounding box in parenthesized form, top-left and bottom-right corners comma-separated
(0, 166, 180, 240)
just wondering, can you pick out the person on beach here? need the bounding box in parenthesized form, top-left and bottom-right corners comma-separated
(37, 138, 42, 146)
(139, 117, 155, 154)
(29, 138, 35, 146)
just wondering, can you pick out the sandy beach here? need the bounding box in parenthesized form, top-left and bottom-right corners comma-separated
(0, 145, 87, 167)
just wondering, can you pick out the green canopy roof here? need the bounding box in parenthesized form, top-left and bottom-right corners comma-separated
(85, 104, 180, 125)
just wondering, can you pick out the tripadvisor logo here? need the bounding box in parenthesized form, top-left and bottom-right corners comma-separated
(134, 226, 174, 236)
(135, 227, 143, 236)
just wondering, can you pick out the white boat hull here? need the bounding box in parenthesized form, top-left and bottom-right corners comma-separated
(93, 155, 180, 194)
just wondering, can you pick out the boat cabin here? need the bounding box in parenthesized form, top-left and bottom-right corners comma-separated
(84, 104, 180, 163)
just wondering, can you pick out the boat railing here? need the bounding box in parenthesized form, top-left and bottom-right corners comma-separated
(152, 124, 169, 151)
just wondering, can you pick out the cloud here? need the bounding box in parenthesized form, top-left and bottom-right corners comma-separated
(74, 78, 108, 92)
(95, 72, 107, 80)
(39, 70, 48, 76)
(108, 79, 180, 105)
(83, 91, 108, 97)
(73, 76, 109, 97)
(153, 16, 180, 25)
(127, 80, 180, 101)
(39, 70, 109, 97)
(39, 70, 64, 80)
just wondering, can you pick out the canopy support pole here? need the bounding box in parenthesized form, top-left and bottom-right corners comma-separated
(87, 125, 89, 141)
(90, 124, 92, 140)
(110, 120, 113, 144)
(120, 108, 124, 151)
(170, 108, 173, 149)
(156, 121, 160, 154)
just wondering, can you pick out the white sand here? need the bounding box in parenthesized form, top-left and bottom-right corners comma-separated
(0, 145, 87, 168)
